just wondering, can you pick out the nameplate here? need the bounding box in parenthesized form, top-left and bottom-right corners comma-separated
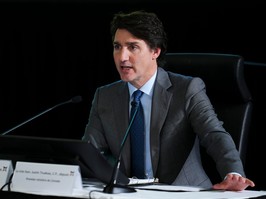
(12, 161, 82, 195)
(0, 160, 13, 191)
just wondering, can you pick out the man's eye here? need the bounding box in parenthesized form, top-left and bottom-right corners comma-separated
(113, 44, 120, 50)
(129, 45, 137, 50)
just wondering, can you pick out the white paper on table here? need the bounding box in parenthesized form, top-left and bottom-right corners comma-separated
(132, 184, 208, 192)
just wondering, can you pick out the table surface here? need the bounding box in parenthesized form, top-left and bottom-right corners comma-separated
(1, 185, 266, 199)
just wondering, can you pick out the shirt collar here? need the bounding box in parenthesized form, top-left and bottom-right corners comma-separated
(128, 70, 157, 98)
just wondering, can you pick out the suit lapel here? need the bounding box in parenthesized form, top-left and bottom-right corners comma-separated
(112, 68, 173, 176)
(113, 83, 131, 174)
(150, 67, 172, 174)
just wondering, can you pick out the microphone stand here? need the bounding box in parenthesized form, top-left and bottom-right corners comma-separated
(103, 103, 140, 194)
(1, 96, 82, 136)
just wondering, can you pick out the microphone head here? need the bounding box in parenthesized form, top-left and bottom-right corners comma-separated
(131, 101, 137, 107)
(71, 96, 83, 103)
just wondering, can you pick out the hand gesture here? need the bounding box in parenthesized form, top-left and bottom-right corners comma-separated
(212, 173, 255, 191)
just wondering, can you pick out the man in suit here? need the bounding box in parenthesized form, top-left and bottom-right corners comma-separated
(82, 10, 255, 191)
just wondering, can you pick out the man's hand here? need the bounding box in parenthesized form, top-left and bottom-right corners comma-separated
(212, 173, 255, 191)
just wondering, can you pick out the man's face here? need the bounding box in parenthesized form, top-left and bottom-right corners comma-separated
(113, 29, 160, 89)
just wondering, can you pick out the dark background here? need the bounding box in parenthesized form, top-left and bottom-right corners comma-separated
(0, 0, 265, 190)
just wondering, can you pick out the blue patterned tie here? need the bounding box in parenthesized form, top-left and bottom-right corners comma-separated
(130, 90, 145, 179)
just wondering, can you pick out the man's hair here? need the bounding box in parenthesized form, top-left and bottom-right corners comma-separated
(110, 10, 168, 67)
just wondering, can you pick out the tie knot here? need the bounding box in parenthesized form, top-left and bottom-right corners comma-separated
(133, 90, 143, 103)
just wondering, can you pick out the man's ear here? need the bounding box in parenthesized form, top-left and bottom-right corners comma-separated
(152, 48, 161, 59)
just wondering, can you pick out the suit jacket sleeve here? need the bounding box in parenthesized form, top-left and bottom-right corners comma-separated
(185, 77, 245, 178)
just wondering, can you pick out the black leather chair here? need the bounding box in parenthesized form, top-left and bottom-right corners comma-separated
(164, 53, 253, 182)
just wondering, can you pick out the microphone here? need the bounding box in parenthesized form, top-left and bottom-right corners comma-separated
(103, 102, 140, 194)
(1, 96, 83, 136)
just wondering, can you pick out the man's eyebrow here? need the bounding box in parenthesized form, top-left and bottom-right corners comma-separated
(126, 41, 139, 45)
(113, 41, 139, 45)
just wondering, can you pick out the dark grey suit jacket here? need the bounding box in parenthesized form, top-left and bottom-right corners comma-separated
(83, 67, 245, 187)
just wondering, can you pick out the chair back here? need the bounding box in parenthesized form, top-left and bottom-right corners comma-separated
(164, 53, 252, 169)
